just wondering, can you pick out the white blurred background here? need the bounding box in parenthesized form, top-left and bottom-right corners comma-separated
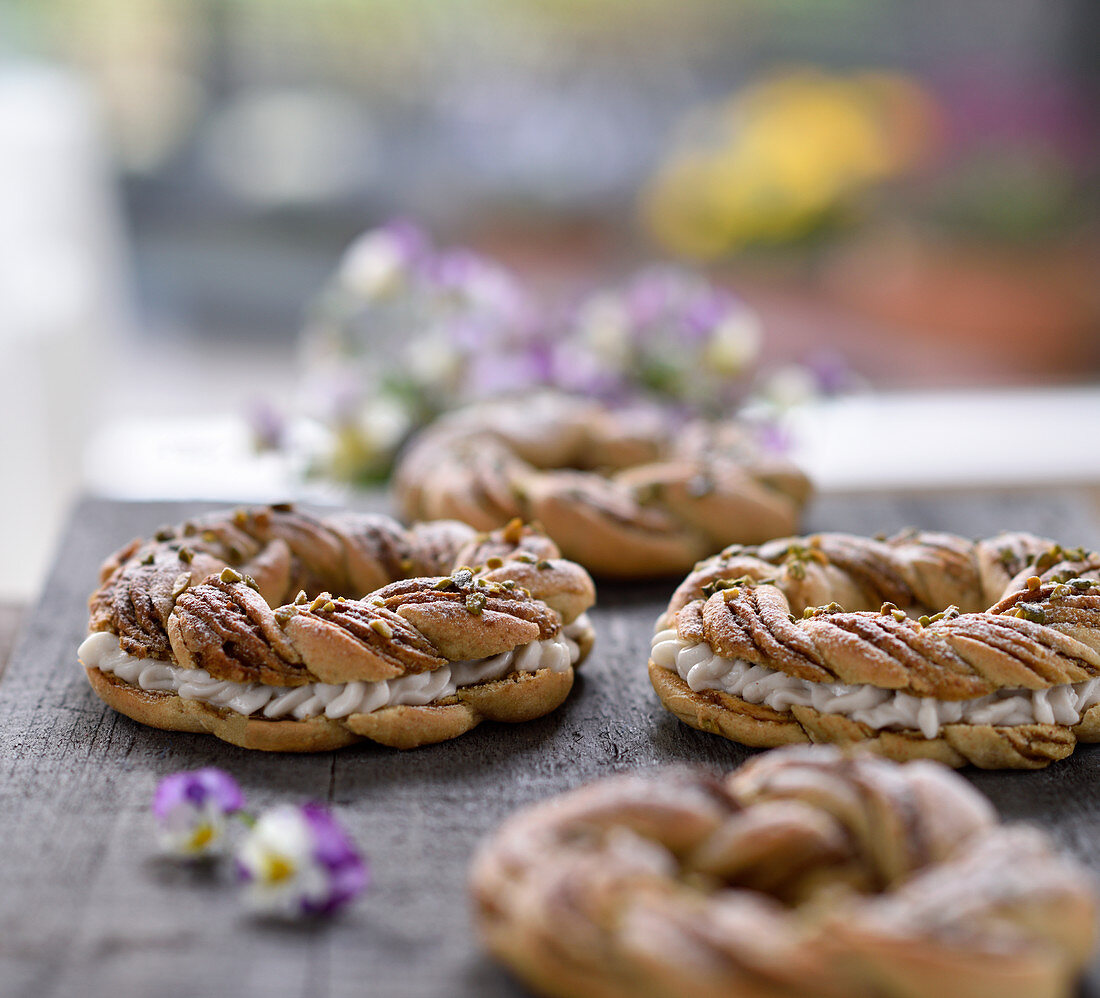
(1, 0, 1098, 602)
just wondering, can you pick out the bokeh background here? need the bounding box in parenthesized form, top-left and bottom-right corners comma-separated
(1, 0, 1099, 602)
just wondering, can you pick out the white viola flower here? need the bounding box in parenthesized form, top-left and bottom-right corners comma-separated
(576, 293, 632, 365)
(152, 768, 245, 858)
(404, 331, 463, 388)
(356, 396, 412, 452)
(236, 804, 367, 918)
(339, 221, 427, 300)
(703, 311, 762, 375)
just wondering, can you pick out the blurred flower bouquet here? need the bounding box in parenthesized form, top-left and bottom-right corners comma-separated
(277, 221, 852, 486)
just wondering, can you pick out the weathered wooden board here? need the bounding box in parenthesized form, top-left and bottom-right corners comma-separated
(3, 490, 1100, 998)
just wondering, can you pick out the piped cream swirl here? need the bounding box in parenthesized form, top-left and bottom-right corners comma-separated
(651, 627, 1100, 739)
(79, 615, 589, 722)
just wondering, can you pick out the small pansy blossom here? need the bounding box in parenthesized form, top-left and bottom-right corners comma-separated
(152, 768, 245, 858)
(236, 803, 367, 917)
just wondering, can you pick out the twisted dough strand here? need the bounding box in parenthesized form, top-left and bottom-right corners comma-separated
(471, 746, 1096, 998)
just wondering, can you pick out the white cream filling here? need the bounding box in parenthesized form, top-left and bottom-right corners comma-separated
(651, 627, 1100, 739)
(79, 614, 590, 722)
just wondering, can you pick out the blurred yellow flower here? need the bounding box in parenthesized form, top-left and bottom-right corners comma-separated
(643, 68, 940, 259)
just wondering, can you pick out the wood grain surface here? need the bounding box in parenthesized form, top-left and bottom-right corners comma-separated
(3, 490, 1100, 998)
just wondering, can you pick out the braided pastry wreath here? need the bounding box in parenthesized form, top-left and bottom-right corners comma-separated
(471, 745, 1096, 998)
(394, 392, 811, 578)
(79, 506, 595, 751)
(651, 530, 1100, 768)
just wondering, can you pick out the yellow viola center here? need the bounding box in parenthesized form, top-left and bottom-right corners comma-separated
(187, 824, 215, 852)
(262, 853, 296, 884)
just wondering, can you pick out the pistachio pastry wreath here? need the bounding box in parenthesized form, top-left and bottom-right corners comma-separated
(471, 745, 1097, 998)
(80, 506, 595, 751)
(393, 392, 811, 578)
(650, 530, 1100, 768)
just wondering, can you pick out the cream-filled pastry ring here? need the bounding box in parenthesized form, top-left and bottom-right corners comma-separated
(81, 506, 596, 751)
(651, 530, 1100, 768)
(470, 745, 1097, 998)
(393, 391, 811, 578)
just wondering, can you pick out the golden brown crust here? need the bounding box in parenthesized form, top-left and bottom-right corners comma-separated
(470, 746, 1097, 998)
(651, 531, 1100, 768)
(393, 392, 812, 578)
(82, 507, 596, 751)
(87, 663, 575, 752)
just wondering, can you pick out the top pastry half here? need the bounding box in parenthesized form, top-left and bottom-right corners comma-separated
(658, 530, 1100, 699)
(87, 505, 596, 688)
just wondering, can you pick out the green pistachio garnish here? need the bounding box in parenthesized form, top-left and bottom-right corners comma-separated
(536, 559, 553, 570)
(233, 509, 248, 527)
(1017, 605, 1047, 624)
(466, 592, 487, 615)
(294, 590, 308, 605)
(154, 527, 174, 542)
(369, 596, 386, 607)
(433, 577, 455, 591)
(502, 580, 516, 590)
(171, 573, 191, 599)
(918, 615, 931, 627)
(178, 546, 194, 564)
(140, 552, 155, 566)
(451, 568, 474, 588)
(219, 567, 243, 584)
(485, 556, 504, 569)
(1026, 576, 1041, 591)
(309, 596, 328, 612)
(515, 553, 538, 565)
(275, 606, 298, 626)
(369, 619, 393, 639)
(271, 502, 293, 512)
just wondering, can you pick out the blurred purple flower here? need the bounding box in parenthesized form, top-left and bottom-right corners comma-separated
(152, 768, 245, 858)
(754, 419, 794, 455)
(805, 350, 855, 396)
(248, 398, 287, 452)
(236, 803, 367, 918)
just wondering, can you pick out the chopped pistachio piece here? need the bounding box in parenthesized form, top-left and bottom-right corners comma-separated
(369, 619, 393, 639)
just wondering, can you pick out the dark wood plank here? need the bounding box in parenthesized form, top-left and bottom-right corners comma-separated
(3, 489, 1100, 998)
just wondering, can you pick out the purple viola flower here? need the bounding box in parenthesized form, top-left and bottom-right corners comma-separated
(805, 349, 860, 396)
(248, 398, 286, 452)
(152, 768, 245, 858)
(236, 803, 367, 918)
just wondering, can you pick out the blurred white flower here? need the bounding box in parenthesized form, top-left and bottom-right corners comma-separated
(405, 332, 464, 388)
(236, 803, 367, 918)
(356, 395, 412, 451)
(340, 232, 410, 300)
(704, 312, 762, 375)
(576, 293, 631, 365)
